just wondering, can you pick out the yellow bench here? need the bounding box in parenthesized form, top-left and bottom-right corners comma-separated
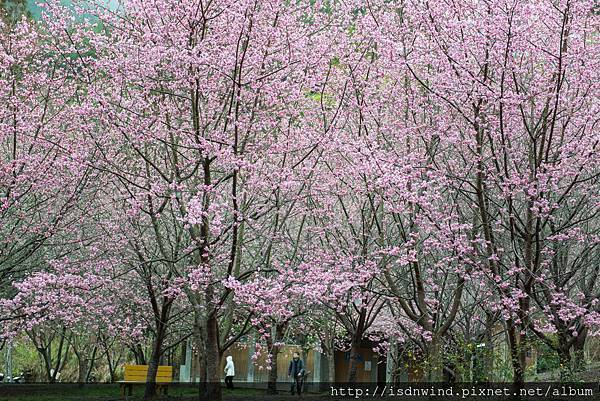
(119, 364, 173, 398)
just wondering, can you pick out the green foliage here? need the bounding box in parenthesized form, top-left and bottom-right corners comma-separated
(305, 90, 336, 108)
(0, 338, 42, 381)
(536, 345, 561, 374)
(0, 0, 30, 24)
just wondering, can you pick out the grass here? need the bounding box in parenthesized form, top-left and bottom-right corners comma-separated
(0, 384, 264, 401)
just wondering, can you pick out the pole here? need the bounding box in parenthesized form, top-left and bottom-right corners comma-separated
(5, 339, 13, 382)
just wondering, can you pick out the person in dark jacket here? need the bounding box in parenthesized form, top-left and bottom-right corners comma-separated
(287, 352, 305, 395)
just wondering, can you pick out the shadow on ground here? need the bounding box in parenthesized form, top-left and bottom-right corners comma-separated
(0, 384, 329, 401)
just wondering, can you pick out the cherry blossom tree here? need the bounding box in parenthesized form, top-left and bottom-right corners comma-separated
(1, 0, 599, 393)
(365, 0, 600, 383)
(54, 0, 350, 398)
(0, 13, 94, 315)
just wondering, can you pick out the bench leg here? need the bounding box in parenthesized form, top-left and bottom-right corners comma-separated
(120, 384, 130, 401)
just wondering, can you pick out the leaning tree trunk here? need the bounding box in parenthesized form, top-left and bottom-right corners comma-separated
(133, 344, 147, 365)
(143, 345, 160, 399)
(143, 326, 166, 400)
(104, 344, 117, 383)
(86, 345, 98, 382)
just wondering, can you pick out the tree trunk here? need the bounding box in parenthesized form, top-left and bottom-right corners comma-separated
(558, 346, 573, 381)
(133, 344, 147, 365)
(143, 328, 165, 400)
(572, 330, 587, 375)
(108, 361, 116, 383)
(38, 347, 53, 383)
(193, 308, 207, 384)
(52, 329, 68, 383)
(483, 312, 495, 381)
(347, 310, 366, 384)
(427, 337, 444, 382)
(388, 341, 401, 384)
(266, 346, 280, 394)
(77, 355, 87, 386)
(104, 342, 116, 383)
(347, 340, 360, 384)
(266, 324, 284, 394)
(518, 338, 527, 381)
(86, 345, 98, 382)
(200, 311, 222, 401)
(327, 351, 336, 383)
(506, 324, 525, 386)
(38, 329, 69, 383)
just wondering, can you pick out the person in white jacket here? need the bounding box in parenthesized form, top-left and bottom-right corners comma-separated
(224, 355, 235, 389)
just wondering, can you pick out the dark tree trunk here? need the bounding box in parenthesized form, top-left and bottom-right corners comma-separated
(266, 324, 285, 394)
(133, 343, 147, 365)
(347, 309, 366, 384)
(483, 312, 495, 381)
(104, 343, 117, 383)
(38, 347, 53, 383)
(266, 345, 279, 394)
(193, 309, 207, 384)
(507, 324, 525, 386)
(200, 310, 222, 401)
(143, 327, 166, 400)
